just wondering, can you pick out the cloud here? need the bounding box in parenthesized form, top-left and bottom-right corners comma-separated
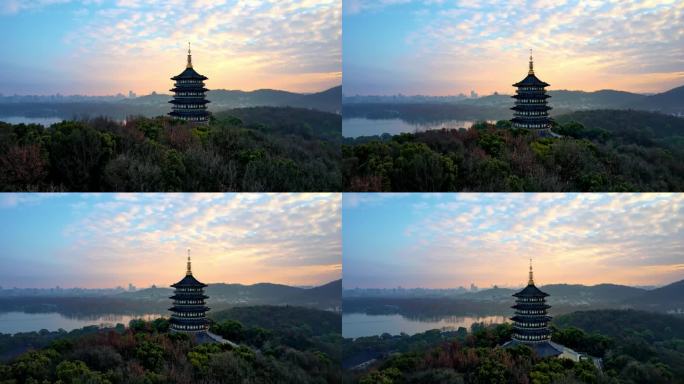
(344, 0, 684, 94)
(344, 193, 684, 288)
(1, 193, 340, 288)
(2, 0, 341, 94)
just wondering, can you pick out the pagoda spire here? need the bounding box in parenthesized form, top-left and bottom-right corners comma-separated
(528, 49, 534, 75)
(186, 42, 193, 69)
(528, 257, 534, 285)
(186, 248, 192, 276)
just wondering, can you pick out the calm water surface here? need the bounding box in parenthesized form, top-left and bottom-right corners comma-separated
(342, 313, 508, 339)
(0, 116, 64, 126)
(0, 312, 163, 334)
(343, 117, 495, 138)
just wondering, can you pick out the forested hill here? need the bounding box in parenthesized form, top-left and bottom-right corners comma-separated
(122, 279, 342, 311)
(344, 309, 684, 383)
(0, 86, 342, 118)
(0, 107, 342, 192)
(0, 306, 342, 383)
(343, 85, 684, 116)
(343, 110, 684, 191)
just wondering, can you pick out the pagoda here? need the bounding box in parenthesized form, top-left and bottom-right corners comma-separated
(169, 249, 210, 334)
(502, 259, 568, 358)
(169, 43, 211, 123)
(511, 50, 553, 134)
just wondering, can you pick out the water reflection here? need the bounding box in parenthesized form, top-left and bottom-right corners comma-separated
(0, 311, 163, 334)
(343, 117, 497, 138)
(342, 313, 508, 339)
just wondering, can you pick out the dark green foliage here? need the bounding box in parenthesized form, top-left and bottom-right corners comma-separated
(210, 305, 341, 367)
(344, 111, 684, 191)
(0, 306, 341, 383)
(0, 107, 341, 191)
(347, 310, 684, 384)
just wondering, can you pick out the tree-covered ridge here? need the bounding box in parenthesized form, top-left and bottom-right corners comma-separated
(0, 107, 341, 192)
(344, 310, 684, 384)
(343, 110, 684, 192)
(0, 306, 342, 384)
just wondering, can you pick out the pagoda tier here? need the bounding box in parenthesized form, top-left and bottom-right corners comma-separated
(510, 52, 553, 132)
(168, 43, 211, 124)
(502, 260, 564, 358)
(511, 272, 552, 343)
(169, 251, 210, 333)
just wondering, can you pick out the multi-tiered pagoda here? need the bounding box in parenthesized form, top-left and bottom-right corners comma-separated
(502, 259, 569, 358)
(511, 51, 553, 134)
(169, 43, 210, 123)
(169, 250, 210, 334)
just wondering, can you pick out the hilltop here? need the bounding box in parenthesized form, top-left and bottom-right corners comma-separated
(342, 85, 684, 122)
(0, 86, 342, 119)
(343, 109, 684, 191)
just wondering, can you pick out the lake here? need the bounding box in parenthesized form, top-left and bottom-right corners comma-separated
(343, 117, 495, 138)
(342, 313, 508, 339)
(0, 311, 164, 334)
(0, 116, 64, 126)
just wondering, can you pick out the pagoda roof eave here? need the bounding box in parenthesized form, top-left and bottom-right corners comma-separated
(171, 274, 207, 287)
(512, 284, 549, 297)
(513, 74, 550, 87)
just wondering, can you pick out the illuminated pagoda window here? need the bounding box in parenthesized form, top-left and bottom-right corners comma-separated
(169, 249, 210, 334)
(510, 50, 553, 134)
(502, 259, 571, 358)
(168, 43, 211, 124)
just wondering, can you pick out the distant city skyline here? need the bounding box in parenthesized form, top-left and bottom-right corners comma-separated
(0, 193, 341, 288)
(344, 0, 683, 96)
(343, 193, 684, 289)
(0, 0, 340, 95)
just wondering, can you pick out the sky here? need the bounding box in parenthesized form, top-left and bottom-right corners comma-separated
(0, 193, 341, 289)
(343, 0, 684, 96)
(343, 193, 684, 289)
(0, 0, 341, 95)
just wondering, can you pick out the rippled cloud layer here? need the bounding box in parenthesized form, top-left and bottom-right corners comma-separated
(344, 0, 683, 95)
(0, 0, 340, 94)
(343, 193, 683, 288)
(0, 193, 341, 288)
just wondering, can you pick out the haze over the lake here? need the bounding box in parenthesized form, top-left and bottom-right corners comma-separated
(343, 193, 684, 289)
(0, 0, 341, 95)
(343, 0, 683, 95)
(0, 193, 341, 289)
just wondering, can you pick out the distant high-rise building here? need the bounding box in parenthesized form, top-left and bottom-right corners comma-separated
(503, 259, 580, 360)
(511, 50, 553, 134)
(169, 42, 211, 124)
(128, 283, 136, 292)
(169, 249, 210, 334)
(470, 90, 478, 98)
(128, 90, 136, 98)
(470, 283, 478, 292)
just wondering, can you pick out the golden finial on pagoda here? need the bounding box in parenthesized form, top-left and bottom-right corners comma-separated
(186, 248, 192, 276)
(186, 42, 193, 69)
(528, 49, 534, 75)
(528, 257, 535, 285)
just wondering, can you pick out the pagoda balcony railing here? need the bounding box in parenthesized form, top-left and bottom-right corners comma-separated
(513, 322, 549, 328)
(516, 297, 544, 302)
(174, 288, 204, 292)
(170, 323, 208, 331)
(514, 112, 549, 117)
(513, 334, 550, 342)
(171, 313, 207, 319)
(174, 94, 208, 98)
(172, 105, 208, 110)
(514, 100, 547, 104)
(173, 301, 206, 305)
(175, 80, 205, 85)
(514, 310, 548, 315)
